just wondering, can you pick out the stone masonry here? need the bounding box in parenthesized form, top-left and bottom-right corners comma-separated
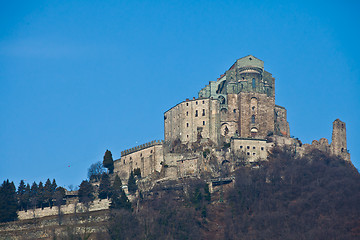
(113, 55, 351, 183)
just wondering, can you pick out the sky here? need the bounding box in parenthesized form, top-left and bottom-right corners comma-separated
(1, 0, 359, 189)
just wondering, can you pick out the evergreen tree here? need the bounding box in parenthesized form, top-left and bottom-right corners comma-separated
(110, 188, 132, 210)
(103, 149, 114, 174)
(30, 182, 38, 209)
(98, 173, 112, 199)
(17, 180, 26, 211)
(78, 180, 94, 206)
(127, 171, 137, 194)
(51, 179, 57, 194)
(44, 179, 52, 208)
(110, 175, 131, 210)
(24, 184, 31, 211)
(113, 175, 122, 190)
(0, 180, 18, 222)
(38, 181, 45, 209)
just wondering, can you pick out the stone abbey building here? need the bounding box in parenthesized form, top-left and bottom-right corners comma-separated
(114, 55, 350, 182)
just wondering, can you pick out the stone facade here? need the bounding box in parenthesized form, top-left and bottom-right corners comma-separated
(331, 119, 350, 161)
(114, 140, 164, 182)
(196, 55, 288, 143)
(17, 199, 110, 220)
(164, 98, 220, 144)
(113, 55, 351, 183)
(231, 138, 273, 162)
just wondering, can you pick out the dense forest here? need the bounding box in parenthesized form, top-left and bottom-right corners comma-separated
(1, 148, 360, 239)
(101, 148, 360, 240)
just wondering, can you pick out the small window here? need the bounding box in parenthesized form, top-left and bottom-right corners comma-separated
(195, 110, 198, 117)
(253, 146, 256, 149)
(196, 101, 198, 105)
(150, 150, 153, 153)
(186, 111, 188, 116)
(140, 153, 142, 157)
(186, 103, 189, 106)
(187, 135, 189, 138)
(240, 146, 243, 149)
(202, 109, 205, 116)
(203, 121, 205, 125)
(187, 123, 189, 127)
(247, 152, 250, 155)
(130, 157, 132, 160)
(233, 109, 236, 113)
(261, 147, 264, 151)
(202, 100, 205, 104)
(252, 78, 256, 89)
(247, 146, 250, 149)
(251, 115, 255, 123)
(123, 160, 125, 164)
(253, 153, 256, 155)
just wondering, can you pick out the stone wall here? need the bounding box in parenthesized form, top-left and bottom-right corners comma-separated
(0, 209, 109, 240)
(274, 105, 290, 137)
(231, 138, 272, 162)
(238, 92, 275, 139)
(331, 119, 350, 161)
(114, 141, 163, 182)
(164, 98, 220, 144)
(17, 199, 110, 220)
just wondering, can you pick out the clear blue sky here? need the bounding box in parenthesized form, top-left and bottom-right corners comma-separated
(1, 0, 359, 188)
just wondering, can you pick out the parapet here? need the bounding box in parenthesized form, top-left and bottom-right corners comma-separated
(121, 140, 164, 157)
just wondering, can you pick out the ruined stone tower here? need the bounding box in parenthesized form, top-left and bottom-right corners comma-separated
(331, 119, 350, 161)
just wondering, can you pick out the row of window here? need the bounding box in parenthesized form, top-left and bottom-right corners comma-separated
(240, 146, 265, 151)
(186, 121, 205, 127)
(186, 100, 205, 106)
(186, 109, 206, 117)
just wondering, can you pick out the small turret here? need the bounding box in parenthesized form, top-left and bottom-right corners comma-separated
(331, 119, 350, 161)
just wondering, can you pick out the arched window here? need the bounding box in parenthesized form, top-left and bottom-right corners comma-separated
(251, 115, 255, 123)
(252, 78, 256, 89)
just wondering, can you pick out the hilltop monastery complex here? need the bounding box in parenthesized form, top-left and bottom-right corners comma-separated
(114, 55, 351, 182)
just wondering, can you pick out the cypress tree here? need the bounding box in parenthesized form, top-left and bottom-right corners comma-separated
(110, 175, 131, 210)
(113, 175, 122, 190)
(103, 149, 114, 174)
(127, 171, 137, 194)
(99, 173, 112, 199)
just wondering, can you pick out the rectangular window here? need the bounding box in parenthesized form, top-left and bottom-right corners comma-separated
(186, 111, 188, 116)
(195, 110, 198, 117)
(187, 123, 189, 127)
(202, 109, 205, 116)
(203, 121, 205, 125)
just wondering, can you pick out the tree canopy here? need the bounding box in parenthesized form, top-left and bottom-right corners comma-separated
(103, 149, 114, 174)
